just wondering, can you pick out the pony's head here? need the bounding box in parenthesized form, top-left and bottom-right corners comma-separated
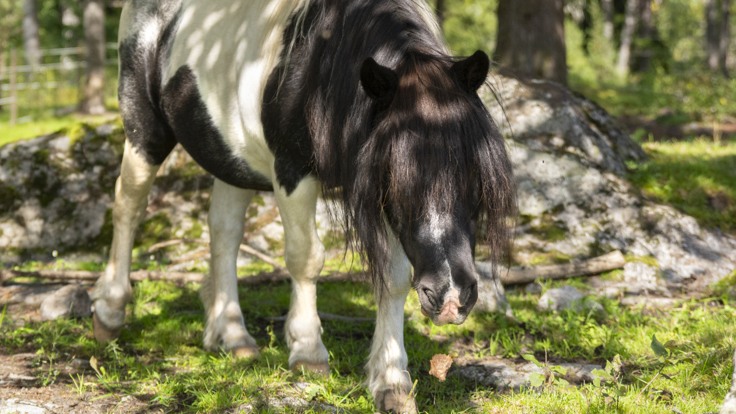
(353, 50, 515, 325)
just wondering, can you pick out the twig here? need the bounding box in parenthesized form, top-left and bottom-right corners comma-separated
(239, 244, 285, 271)
(493, 250, 626, 285)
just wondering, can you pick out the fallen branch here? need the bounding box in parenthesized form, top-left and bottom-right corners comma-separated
(495, 250, 626, 285)
(1, 251, 625, 287)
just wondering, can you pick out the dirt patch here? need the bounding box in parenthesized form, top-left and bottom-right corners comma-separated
(0, 353, 156, 414)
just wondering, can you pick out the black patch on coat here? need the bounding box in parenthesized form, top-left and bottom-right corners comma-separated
(117, 33, 177, 165)
(161, 65, 272, 191)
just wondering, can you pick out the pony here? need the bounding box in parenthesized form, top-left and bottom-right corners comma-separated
(92, 0, 515, 412)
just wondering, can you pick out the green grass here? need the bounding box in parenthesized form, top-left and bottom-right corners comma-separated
(1, 273, 732, 413)
(628, 137, 736, 234)
(0, 110, 119, 147)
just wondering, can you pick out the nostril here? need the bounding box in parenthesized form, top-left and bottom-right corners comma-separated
(422, 287, 437, 307)
(461, 282, 478, 304)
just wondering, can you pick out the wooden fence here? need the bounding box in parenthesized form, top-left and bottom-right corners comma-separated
(0, 44, 119, 125)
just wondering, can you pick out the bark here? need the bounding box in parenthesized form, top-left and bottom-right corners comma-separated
(631, 0, 654, 72)
(494, 0, 568, 85)
(706, 0, 731, 77)
(707, 0, 721, 71)
(79, 0, 106, 115)
(601, 0, 615, 41)
(616, 0, 639, 76)
(22, 0, 41, 68)
(720, 0, 731, 77)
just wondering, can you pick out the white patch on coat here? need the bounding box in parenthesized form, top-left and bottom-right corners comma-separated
(164, 0, 310, 182)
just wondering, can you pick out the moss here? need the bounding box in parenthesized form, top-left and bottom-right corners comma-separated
(711, 270, 736, 300)
(184, 220, 204, 240)
(137, 213, 174, 250)
(526, 250, 572, 266)
(527, 211, 568, 243)
(624, 254, 660, 268)
(92, 209, 114, 252)
(321, 229, 346, 251)
(0, 185, 21, 213)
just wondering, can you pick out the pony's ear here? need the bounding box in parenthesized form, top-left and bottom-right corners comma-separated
(360, 58, 398, 106)
(451, 50, 490, 92)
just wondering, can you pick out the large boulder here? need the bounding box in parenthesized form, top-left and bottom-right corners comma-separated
(481, 74, 736, 293)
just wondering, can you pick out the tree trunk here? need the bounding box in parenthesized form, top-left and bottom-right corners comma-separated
(707, 0, 721, 71)
(494, 0, 567, 85)
(616, 0, 639, 76)
(720, 0, 731, 77)
(601, 0, 615, 41)
(435, 0, 446, 27)
(631, 0, 653, 72)
(79, 0, 106, 115)
(22, 0, 41, 68)
(706, 0, 732, 77)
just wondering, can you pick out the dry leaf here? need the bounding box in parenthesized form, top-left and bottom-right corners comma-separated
(428, 354, 453, 381)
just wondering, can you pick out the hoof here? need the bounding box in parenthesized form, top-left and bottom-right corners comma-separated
(231, 346, 260, 360)
(376, 390, 417, 414)
(291, 360, 330, 375)
(93, 312, 121, 343)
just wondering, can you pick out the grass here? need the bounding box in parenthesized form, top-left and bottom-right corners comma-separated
(628, 137, 736, 234)
(1, 272, 733, 413)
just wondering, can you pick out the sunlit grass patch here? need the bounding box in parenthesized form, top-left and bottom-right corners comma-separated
(629, 137, 736, 234)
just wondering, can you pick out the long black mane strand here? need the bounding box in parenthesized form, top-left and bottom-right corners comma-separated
(262, 0, 515, 290)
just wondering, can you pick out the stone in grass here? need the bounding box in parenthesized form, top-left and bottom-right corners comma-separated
(538, 286, 605, 317)
(40, 284, 92, 321)
(721, 349, 736, 414)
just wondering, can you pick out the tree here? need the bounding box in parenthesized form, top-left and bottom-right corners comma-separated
(79, 0, 106, 115)
(615, 0, 639, 76)
(22, 0, 41, 68)
(493, 0, 567, 85)
(706, 0, 731, 77)
(601, 0, 615, 41)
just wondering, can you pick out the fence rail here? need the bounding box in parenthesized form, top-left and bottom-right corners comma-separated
(0, 44, 119, 125)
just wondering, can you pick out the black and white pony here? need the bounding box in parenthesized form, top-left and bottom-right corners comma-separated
(93, 0, 515, 412)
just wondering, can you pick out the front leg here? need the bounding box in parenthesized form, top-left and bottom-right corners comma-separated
(367, 230, 417, 414)
(274, 175, 329, 374)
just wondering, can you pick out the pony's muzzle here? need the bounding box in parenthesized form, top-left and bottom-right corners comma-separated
(418, 283, 477, 326)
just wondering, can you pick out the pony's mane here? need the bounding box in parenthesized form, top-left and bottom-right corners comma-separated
(286, 0, 515, 289)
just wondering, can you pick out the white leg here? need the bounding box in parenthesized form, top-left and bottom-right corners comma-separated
(201, 179, 259, 357)
(367, 229, 417, 414)
(274, 176, 328, 373)
(92, 141, 160, 342)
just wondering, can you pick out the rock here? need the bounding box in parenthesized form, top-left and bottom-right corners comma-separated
(454, 359, 543, 392)
(40, 284, 92, 321)
(0, 398, 50, 414)
(480, 74, 736, 293)
(538, 286, 604, 316)
(721, 350, 736, 414)
(623, 262, 665, 295)
(475, 262, 513, 317)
